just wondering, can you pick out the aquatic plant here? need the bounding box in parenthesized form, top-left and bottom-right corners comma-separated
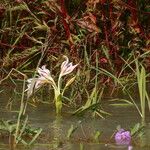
(92, 51, 150, 121)
(120, 54, 150, 121)
(0, 73, 42, 147)
(26, 56, 78, 115)
(67, 124, 78, 139)
(0, 119, 42, 146)
(135, 59, 150, 121)
(115, 128, 131, 145)
(130, 123, 145, 138)
(114, 127, 133, 150)
(73, 52, 110, 118)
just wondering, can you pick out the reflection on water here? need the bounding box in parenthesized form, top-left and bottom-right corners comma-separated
(0, 83, 150, 150)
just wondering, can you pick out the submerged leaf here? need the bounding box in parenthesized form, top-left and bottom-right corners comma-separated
(67, 124, 78, 139)
(109, 99, 133, 106)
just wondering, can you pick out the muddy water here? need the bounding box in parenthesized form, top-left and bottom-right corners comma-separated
(0, 82, 150, 150)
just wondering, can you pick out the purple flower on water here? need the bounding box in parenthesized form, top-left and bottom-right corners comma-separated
(115, 129, 131, 145)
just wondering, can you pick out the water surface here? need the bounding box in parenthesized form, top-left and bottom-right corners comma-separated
(0, 82, 150, 150)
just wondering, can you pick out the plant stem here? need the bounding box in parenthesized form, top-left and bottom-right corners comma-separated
(55, 93, 62, 115)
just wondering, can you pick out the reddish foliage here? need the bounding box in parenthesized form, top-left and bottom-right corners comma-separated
(0, 0, 149, 73)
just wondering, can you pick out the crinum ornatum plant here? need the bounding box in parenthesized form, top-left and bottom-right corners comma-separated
(26, 56, 78, 114)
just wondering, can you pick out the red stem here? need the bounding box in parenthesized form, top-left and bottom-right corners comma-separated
(0, 42, 28, 49)
(59, 0, 72, 44)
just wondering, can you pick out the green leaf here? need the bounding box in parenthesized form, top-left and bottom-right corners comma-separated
(65, 76, 76, 88)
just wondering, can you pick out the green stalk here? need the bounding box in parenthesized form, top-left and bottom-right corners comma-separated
(55, 94, 62, 115)
(14, 78, 26, 145)
(54, 76, 62, 115)
(136, 60, 146, 120)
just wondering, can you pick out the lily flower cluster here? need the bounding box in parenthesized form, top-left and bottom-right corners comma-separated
(26, 56, 78, 114)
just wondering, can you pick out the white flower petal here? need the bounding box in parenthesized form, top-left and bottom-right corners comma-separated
(64, 64, 78, 75)
(38, 65, 51, 78)
(26, 77, 47, 97)
(60, 56, 78, 77)
(27, 78, 33, 83)
(61, 56, 69, 70)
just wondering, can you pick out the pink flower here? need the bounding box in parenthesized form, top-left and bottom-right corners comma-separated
(100, 57, 108, 64)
